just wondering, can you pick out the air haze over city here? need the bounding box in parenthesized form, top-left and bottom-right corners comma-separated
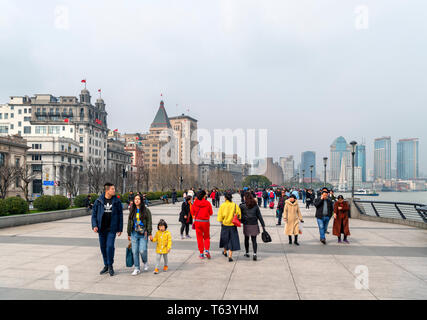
(0, 0, 425, 186)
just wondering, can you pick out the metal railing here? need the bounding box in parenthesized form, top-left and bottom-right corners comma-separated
(353, 200, 427, 223)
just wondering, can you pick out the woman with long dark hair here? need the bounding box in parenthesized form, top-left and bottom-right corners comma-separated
(218, 192, 242, 262)
(127, 194, 153, 275)
(179, 195, 193, 239)
(240, 192, 265, 261)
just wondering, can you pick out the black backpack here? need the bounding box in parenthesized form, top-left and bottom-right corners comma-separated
(262, 191, 268, 199)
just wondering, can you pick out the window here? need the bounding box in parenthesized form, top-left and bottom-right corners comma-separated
(15, 157, 20, 167)
(32, 164, 42, 172)
(31, 154, 42, 161)
(61, 156, 64, 162)
(0, 126, 8, 134)
(62, 126, 65, 131)
(28, 108, 31, 113)
(24, 117, 31, 121)
(10, 113, 14, 118)
(10, 124, 14, 129)
(24, 126, 31, 134)
(79, 128, 83, 134)
(5, 113, 8, 119)
(79, 146, 83, 152)
(70, 128, 73, 133)
(0, 113, 2, 119)
(24, 108, 27, 114)
(33, 179, 42, 194)
(48, 126, 60, 134)
(61, 145, 64, 151)
(18, 109, 22, 115)
(18, 121, 22, 127)
(32, 144, 42, 150)
(35, 126, 47, 134)
(79, 137, 83, 143)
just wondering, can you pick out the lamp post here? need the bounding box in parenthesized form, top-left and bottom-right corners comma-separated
(350, 141, 358, 199)
(296, 172, 299, 189)
(302, 169, 305, 189)
(310, 165, 313, 189)
(323, 157, 328, 187)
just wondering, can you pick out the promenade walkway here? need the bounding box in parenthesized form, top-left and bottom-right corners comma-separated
(0, 196, 426, 300)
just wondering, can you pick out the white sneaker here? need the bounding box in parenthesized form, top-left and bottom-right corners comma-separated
(143, 264, 149, 271)
(131, 269, 140, 276)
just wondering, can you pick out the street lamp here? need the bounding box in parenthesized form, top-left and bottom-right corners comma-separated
(302, 169, 305, 189)
(296, 172, 299, 188)
(323, 157, 328, 187)
(350, 141, 358, 199)
(310, 165, 314, 189)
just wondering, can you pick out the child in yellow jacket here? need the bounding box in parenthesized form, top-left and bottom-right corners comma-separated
(151, 219, 172, 274)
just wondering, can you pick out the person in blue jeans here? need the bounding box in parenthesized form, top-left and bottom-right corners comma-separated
(314, 190, 333, 244)
(127, 194, 153, 276)
(92, 182, 123, 276)
(262, 189, 269, 208)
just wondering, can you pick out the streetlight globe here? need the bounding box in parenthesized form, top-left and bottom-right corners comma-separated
(323, 157, 328, 166)
(350, 141, 358, 153)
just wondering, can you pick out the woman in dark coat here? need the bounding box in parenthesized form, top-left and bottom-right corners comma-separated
(240, 192, 265, 261)
(332, 195, 351, 243)
(179, 196, 193, 239)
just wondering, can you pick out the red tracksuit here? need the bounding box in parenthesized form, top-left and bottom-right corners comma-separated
(191, 198, 213, 254)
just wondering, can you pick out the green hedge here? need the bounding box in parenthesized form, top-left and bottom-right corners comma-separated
(33, 195, 70, 211)
(0, 197, 29, 216)
(73, 194, 99, 207)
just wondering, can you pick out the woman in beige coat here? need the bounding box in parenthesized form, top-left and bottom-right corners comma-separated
(284, 195, 304, 245)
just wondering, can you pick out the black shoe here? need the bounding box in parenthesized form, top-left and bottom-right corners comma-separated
(223, 251, 228, 257)
(325, 231, 330, 234)
(244, 253, 250, 258)
(253, 255, 257, 261)
(320, 239, 326, 245)
(100, 265, 108, 275)
(108, 265, 115, 276)
(276, 223, 281, 226)
(294, 242, 300, 246)
(289, 241, 292, 245)
(228, 257, 233, 262)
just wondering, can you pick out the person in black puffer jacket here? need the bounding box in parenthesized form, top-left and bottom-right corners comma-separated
(179, 196, 193, 239)
(240, 191, 266, 261)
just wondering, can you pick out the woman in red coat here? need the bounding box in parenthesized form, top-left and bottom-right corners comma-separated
(332, 195, 351, 243)
(191, 190, 214, 259)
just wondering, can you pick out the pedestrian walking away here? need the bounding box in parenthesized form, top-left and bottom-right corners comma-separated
(332, 195, 351, 243)
(314, 190, 333, 244)
(179, 196, 193, 239)
(91, 182, 123, 277)
(283, 194, 304, 245)
(190, 190, 214, 259)
(240, 192, 265, 260)
(218, 192, 242, 262)
(127, 194, 153, 275)
(276, 190, 287, 226)
(151, 219, 172, 274)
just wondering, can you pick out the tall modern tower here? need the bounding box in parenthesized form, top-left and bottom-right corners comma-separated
(374, 137, 391, 180)
(355, 144, 367, 182)
(397, 138, 419, 180)
(330, 136, 351, 184)
(301, 151, 316, 178)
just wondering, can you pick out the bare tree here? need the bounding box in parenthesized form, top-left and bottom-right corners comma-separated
(0, 162, 19, 199)
(63, 165, 84, 198)
(87, 160, 106, 194)
(17, 164, 36, 202)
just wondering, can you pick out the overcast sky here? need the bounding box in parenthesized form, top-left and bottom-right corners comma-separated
(1, 0, 426, 176)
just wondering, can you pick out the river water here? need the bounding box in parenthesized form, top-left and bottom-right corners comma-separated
(338, 191, 427, 205)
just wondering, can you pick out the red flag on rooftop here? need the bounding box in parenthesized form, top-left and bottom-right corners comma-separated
(114, 129, 118, 132)
(81, 79, 86, 83)
(64, 118, 69, 123)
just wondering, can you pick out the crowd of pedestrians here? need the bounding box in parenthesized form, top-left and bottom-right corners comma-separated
(91, 183, 351, 277)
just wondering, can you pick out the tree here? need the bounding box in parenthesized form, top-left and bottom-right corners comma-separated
(87, 160, 106, 194)
(17, 164, 36, 202)
(0, 162, 19, 199)
(242, 175, 272, 189)
(63, 165, 84, 198)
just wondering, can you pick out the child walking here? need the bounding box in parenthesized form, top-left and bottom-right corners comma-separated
(151, 219, 172, 274)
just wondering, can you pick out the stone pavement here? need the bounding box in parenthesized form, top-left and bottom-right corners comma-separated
(0, 196, 426, 300)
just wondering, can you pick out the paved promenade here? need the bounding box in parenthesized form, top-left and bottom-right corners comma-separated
(0, 196, 426, 300)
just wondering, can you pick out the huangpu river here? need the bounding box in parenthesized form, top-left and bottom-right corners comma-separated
(339, 191, 427, 204)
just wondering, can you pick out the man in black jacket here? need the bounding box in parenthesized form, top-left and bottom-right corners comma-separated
(91, 182, 123, 276)
(314, 190, 333, 244)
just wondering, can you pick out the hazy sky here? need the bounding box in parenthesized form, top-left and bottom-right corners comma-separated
(1, 0, 426, 176)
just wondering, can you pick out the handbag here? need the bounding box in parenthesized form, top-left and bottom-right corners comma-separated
(299, 220, 303, 235)
(261, 227, 272, 243)
(232, 204, 241, 227)
(126, 242, 134, 267)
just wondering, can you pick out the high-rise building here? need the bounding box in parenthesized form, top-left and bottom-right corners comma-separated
(330, 136, 351, 184)
(169, 114, 199, 165)
(301, 151, 316, 178)
(355, 144, 367, 182)
(280, 156, 295, 182)
(374, 137, 391, 180)
(397, 138, 419, 180)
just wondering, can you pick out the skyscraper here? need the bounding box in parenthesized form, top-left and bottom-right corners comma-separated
(301, 151, 316, 178)
(374, 137, 391, 181)
(280, 156, 295, 182)
(330, 136, 351, 184)
(397, 138, 419, 180)
(355, 144, 367, 182)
